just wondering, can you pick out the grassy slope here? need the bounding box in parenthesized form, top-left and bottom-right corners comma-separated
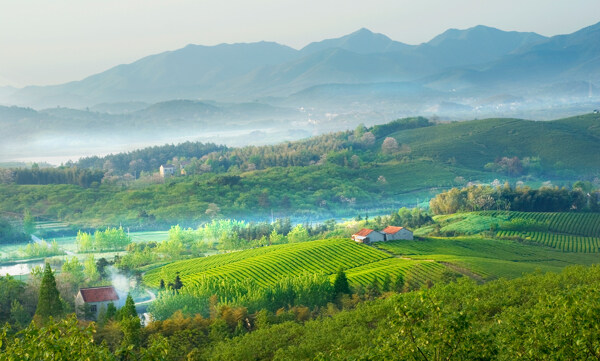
(375, 236, 598, 280)
(146, 223, 599, 290)
(389, 113, 600, 172)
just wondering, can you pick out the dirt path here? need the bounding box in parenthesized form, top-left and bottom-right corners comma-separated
(374, 245, 485, 283)
(374, 246, 436, 262)
(440, 262, 485, 283)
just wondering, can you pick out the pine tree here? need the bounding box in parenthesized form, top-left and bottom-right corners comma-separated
(120, 315, 141, 350)
(382, 273, 392, 292)
(173, 273, 183, 290)
(119, 293, 137, 321)
(159, 279, 165, 290)
(393, 273, 405, 293)
(333, 268, 351, 296)
(105, 302, 117, 321)
(35, 263, 63, 322)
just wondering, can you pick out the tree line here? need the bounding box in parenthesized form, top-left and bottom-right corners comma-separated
(6, 166, 104, 188)
(430, 183, 600, 214)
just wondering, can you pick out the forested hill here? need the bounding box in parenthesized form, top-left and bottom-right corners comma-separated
(1, 113, 600, 227)
(76, 112, 600, 177)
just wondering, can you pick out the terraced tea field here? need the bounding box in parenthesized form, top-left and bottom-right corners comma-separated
(343, 258, 447, 286)
(498, 231, 600, 253)
(146, 214, 600, 293)
(479, 211, 600, 237)
(375, 236, 600, 280)
(145, 239, 449, 289)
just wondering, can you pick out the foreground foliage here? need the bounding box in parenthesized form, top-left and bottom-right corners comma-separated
(204, 265, 600, 360)
(3, 265, 599, 360)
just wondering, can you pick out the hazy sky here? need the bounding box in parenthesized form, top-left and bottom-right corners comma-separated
(1, 0, 599, 87)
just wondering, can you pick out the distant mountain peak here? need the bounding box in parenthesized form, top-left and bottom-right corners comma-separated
(300, 27, 408, 55)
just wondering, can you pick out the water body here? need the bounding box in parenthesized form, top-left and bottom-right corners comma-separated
(0, 260, 45, 276)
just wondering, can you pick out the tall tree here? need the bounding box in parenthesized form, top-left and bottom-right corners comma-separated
(119, 293, 137, 321)
(23, 210, 35, 236)
(333, 268, 351, 296)
(35, 263, 63, 322)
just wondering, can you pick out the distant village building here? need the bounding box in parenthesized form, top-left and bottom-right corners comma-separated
(159, 164, 176, 177)
(75, 286, 120, 320)
(351, 228, 385, 243)
(352, 226, 414, 243)
(381, 226, 414, 241)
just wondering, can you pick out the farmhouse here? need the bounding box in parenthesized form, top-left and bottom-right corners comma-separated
(75, 286, 120, 320)
(351, 228, 385, 243)
(159, 164, 175, 177)
(382, 226, 414, 241)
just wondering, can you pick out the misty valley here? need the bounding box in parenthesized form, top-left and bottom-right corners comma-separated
(2, 15, 600, 361)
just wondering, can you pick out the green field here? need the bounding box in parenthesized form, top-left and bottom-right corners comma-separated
(145, 239, 396, 288)
(145, 238, 454, 290)
(430, 211, 600, 256)
(498, 230, 600, 253)
(375, 236, 599, 280)
(479, 211, 600, 237)
(145, 225, 600, 291)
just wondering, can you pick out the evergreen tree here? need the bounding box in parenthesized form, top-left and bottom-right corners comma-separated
(23, 210, 36, 236)
(173, 273, 183, 290)
(120, 315, 141, 350)
(105, 302, 117, 320)
(159, 279, 165, 290)
(333, 268, 351, 296)
(35, 263, 63, 322)
(119, 293, 137, 320)
(366, 278, 381, 299)
(393, 273, 405, 293)
(382, 273, 392, 292)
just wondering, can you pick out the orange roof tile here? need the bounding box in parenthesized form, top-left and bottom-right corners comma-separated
(382, 226, 404, 234)
(353, 228, 374, 237)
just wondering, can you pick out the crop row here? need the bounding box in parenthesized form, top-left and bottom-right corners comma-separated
(480, 211, 600, 237)
(498, 230, 600, 253)
(144, 244, 285, 286)
(344, 258, 447, 288)
(145, 239, 391, 288)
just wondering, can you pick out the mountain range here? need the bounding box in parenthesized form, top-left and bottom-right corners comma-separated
(4, 22, 600, 109)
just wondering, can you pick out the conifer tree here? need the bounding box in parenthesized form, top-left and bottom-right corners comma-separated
(119, 293, 137, 320)
(393, 273, 405, 293)
(382, 273, 392, 292)
(173, 273, 183, 290)
(333, 268, 351, 296)
(35, 263, 63, 322)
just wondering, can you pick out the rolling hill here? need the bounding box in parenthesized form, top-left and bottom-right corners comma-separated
(144, 211, 600, 292)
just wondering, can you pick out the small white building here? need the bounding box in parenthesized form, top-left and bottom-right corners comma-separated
(382, 226, 413, 241)
(352, 228, 386, 244)
(159, 164, 175, 177)
(75, 286, 120, 320)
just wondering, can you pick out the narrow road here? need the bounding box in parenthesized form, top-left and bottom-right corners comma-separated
(135, 289, 157, 306)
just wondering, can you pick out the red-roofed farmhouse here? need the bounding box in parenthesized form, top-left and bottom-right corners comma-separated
(351, 228, 385, 243)
(381, 226, 413, 240)
(75, 286, 121, 319)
